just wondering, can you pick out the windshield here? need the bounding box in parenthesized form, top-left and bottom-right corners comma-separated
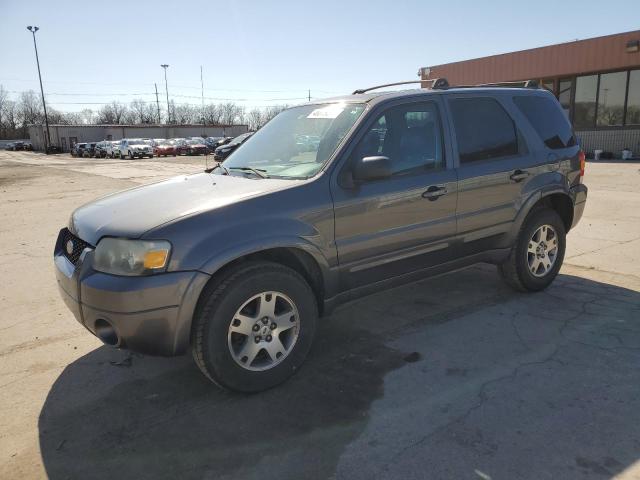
(222, 103, 366, 178)
(187, 138, 205, 145)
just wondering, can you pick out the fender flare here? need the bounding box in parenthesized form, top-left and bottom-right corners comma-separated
(198, 235, 336, 297)
(507, 187, 573, 244)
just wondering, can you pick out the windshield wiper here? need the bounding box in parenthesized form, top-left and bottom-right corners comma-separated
(205, 163, 230, 175)
(228, 166, 269, 178)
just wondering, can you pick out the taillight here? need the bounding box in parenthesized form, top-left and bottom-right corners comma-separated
(579, 150, 586, 178)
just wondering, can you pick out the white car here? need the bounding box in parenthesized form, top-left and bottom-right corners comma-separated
(105, 141, 121, 158)
(119, 138, 153, 159)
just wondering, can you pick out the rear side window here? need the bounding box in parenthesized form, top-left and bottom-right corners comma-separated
(449, 97, 518, 163)
(513, 95, 576, 149)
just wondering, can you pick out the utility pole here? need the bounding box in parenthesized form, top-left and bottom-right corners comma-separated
(27, 26, 51, 153)
(308, 89, 311, 102)
(154, 83, 161, 123)
(200, 65, 205, 128)
(160, 64, 170, 124)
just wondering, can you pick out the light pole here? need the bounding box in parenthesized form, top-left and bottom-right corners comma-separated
(160, 64, 170, 124)
(27, 26, 51, 153)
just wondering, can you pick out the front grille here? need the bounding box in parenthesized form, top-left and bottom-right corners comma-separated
(59, 228, 92, 266)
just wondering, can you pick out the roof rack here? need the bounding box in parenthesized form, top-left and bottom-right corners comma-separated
(352, 78, 449, 95)
(451, 80, 540, 89)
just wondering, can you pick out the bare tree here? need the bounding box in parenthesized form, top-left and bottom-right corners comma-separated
(17, 90, 43, 136)
(203, 103, 222, 125)
(77, 108, 96, 124)
(0, 85, 8, 137)
(247, 108, 263, 131)
(263, 104, 288, 124)
(130, 99, 155, 124)
(219, 102, 242, 125)
(173, 103, 197, 124)
(97, 102, 129, 124)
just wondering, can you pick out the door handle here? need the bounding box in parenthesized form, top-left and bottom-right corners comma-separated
(509, 170, 530, 182)
(422, 185, 447, 201)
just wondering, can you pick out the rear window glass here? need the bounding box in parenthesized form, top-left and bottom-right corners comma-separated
(449, 97, 518, 163)
(513, 95, 576, 149)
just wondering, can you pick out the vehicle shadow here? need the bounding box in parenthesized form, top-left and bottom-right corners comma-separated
(38, 265, 640, 479)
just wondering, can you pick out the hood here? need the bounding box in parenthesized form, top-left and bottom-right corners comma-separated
(70, 173, 295, 245)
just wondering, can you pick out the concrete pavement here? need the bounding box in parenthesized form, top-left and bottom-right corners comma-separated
(0, 151, 638, 479)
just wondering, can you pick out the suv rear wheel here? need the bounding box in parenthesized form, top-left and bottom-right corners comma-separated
(191, 261, 318, 392)
(498, 208, 566, 292)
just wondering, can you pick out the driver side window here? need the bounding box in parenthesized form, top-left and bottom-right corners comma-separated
(354, 101, 444, 176)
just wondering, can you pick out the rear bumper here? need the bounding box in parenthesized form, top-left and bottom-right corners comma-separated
(570, 183, 588, 229)
(54, 232, 210, 356)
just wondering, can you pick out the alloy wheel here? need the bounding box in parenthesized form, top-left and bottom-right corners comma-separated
(527, 224, 559, 277)
(227, 291, 300, 371)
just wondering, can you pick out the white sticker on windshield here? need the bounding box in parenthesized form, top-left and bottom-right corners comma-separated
(307, 104, 345, 119)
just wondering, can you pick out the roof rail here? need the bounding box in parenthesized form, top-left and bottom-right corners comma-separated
(352, 78, 449, 95)
(452, 80, 540, 89)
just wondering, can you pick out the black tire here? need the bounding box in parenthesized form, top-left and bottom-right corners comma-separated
(192, 261, 318, 392)
(498, 208, 566, 292)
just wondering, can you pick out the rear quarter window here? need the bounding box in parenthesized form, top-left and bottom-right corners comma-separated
(513, 95, 576, 149)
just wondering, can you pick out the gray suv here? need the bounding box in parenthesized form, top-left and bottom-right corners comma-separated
(54, 81, 588, 392)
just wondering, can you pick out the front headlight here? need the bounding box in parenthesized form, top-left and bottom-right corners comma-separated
(93, 238, 171, 276)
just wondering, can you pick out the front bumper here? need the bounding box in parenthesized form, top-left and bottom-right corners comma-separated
(54, 230, 210, 356)
(570, 183, 588, 229)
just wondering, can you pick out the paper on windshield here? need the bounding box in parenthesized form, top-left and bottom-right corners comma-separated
(307, 104, 345, 119)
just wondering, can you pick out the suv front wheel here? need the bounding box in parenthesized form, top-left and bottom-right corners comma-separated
(191, 261, 318, 392)
(498, 208, 566, 292)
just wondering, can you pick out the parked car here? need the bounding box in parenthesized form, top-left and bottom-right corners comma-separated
(204, 136, 224, 153)
(105, 141, 120, 158)
(176, 137, 207, 156)
(213, 132, 254, 161)
(119, 138, 153, 159)
(4, 142, 16, 150)
(71, 143, 87, 157)
(154, 139, 177, 157)
(82, 142, 97, 158)
(46, 145, 62, 154)
(94, 141, 109, 158)
(23, 142, 34, 151)
(6, 141, 25, 151)
(54, 82, 587, 392)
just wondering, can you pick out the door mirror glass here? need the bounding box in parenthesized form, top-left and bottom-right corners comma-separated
(354, 156, 392, 182)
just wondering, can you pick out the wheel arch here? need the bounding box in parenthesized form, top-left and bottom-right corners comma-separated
(510, 189, 574, 243)
(196, 243, 331, 318)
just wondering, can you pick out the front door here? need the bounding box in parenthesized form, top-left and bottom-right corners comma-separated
(332, 99, 458, 291)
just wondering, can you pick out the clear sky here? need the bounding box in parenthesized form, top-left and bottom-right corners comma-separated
(1, 0, 638, 112)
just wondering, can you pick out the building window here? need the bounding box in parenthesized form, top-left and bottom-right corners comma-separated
(449, 97, 518, 163)
(574, 75, 598, 129)
(597, 71, 627, 126)
(558, 78, 573, 119)
(626, 69, 640, 126)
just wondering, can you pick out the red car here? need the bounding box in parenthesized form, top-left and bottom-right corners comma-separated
(176, 138, 207, 156)
(154, 139, 177, 157)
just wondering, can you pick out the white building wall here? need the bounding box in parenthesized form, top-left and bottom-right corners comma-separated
(28, 124, 249, 151)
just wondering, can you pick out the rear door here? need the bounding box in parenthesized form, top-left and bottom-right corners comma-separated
(445, 94, 535, 256)
(332, 98, 458, 290)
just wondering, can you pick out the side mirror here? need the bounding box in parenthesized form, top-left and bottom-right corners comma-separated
(353, 156, 392, 182)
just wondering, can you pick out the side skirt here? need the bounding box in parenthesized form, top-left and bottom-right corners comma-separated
(322, 248, 510, 316)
